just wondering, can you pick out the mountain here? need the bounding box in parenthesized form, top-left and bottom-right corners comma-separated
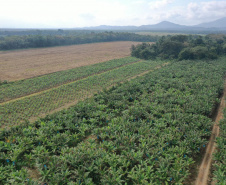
(139, 21, 187, 30)
(82, 25, 137, 30)
(81, 21, 188, 31)
(195, 17, 226, 28)
(78, 18, 226, 32)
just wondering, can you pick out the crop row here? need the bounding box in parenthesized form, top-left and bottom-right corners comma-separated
(0, 59, 165, 127)
(0, 57, 226, 184)
(0, 57, 140, 103)
(213, 107, 226, 184)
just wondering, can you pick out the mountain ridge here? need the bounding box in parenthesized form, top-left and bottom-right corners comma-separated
(80, 17, 226, 31)
(196, 17, 226, 28)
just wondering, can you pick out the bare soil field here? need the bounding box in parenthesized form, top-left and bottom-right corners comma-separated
(0, 41, 141, 81)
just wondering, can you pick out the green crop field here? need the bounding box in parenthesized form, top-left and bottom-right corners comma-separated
(1, 56, 226, 184)
(213, 107, 226, 184)
(0, 57, 140, 103)
(0, 58, 165, 127)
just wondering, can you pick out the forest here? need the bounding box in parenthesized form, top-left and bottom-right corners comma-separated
(131, 34, 226, 60)
(0, 30, 158, 50)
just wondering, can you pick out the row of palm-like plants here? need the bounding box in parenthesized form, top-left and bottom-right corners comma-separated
(213, 108, 226, 184)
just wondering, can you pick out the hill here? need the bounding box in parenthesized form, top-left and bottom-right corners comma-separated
(80, 19, 226, 31)
(139, 21, 188, 30)
(196, 17, 226, 28)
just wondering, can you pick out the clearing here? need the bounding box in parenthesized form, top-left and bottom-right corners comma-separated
(0, 41, 140, 81)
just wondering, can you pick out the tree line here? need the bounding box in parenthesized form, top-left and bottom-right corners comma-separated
(131, 34, 226, 60)
(0, 31, 159, 50)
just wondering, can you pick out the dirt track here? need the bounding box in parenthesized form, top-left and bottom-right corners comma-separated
(0, 41, 140, 81)
(195, 82, 226, 185)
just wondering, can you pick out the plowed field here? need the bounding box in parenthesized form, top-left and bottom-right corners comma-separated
(0, 41, 141, 81)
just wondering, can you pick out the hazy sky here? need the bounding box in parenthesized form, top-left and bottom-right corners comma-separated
(0, 0, 226, 28)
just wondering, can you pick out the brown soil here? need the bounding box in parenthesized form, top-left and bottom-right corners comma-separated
(0, 41, 141, 81)
(194, 82, 226, 185)
(23, 167, 41, 182)
(84, 135, 98, 143)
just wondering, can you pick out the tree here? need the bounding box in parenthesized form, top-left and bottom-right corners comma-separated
(170, 35, 188, 43)
(192, 36, 204, 46)
(159, 40, 184, 59)
(178, 48, 194, 60)
(191, 46, 208, 59)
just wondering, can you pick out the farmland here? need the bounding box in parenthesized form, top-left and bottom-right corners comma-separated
(212, 106, 226, 184)
(0, 57, 165, 128)
(1, 55, 226, 184)
(1, 32, 226, 184)
(0, 57, 140, 103)
(0, 41, 141, 81)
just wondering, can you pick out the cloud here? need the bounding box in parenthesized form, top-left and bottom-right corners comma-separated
(185, 1, 226, 24)
(202, 1, 226, 12)
(145, 1, 226, 25)
(132, 0, 146, 5)
(80, 14, 95, 21)
(149, 0, 174, 10)
(1, 0, 226, 28)
(0, 0, 127, 27)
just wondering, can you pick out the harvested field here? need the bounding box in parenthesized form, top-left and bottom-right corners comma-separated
(0, 41, 141, 81)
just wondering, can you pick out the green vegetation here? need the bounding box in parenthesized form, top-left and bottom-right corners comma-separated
(0, 57, 139, 103)
(213, 108, 226, 184)
(131, 34, 226, 60)
(0, 57, 225, 184)
(0, 59, 164, 127)
(0, 31, 159, 51)
(0, 80, 8, 86)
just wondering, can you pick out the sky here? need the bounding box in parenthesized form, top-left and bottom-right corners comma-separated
(0, 0, 226, 28)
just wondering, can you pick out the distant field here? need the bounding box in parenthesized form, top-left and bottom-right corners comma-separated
(136, 32, 203, 36)
(0, 41, 141, 81)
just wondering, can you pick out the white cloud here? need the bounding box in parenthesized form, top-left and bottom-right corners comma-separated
(146, 1, 226, 25)
(0, 0, 127, 27)
(132, 0, 146, 5)
(149, 0, 174, 10)
(0, 0, 226, 28)
(185, 1, 226, 24)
